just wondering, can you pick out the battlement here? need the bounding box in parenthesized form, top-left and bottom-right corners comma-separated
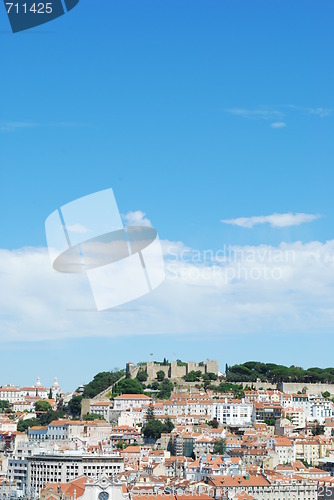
(126, 359, 219, 381)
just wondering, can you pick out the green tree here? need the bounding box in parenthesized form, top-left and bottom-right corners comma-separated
(113, 378, 144, 396)
(116, 440, 127, 449)
(157, 379, 173, 399)
(146, 404, 155, 421)
(136, 370, 148, 383)
(176, 360, 187, 367)
(322, 391, 330, 399)
(83, 413, 105, 421)
(213, 439, 227, 455)
(0, 400, 10, 412)
(225, 362, 334, 384)
(35, 400, 51, 412)
(67, 395, 83, 418)
(202, 372, 218, 381)
(264, 418, 276, 427)
(39, 409, 65, 426)
(156, 370, 165, 382)
(203, 379, 211, 390)
(143, 419, 164, 439)
(209, 418, 219, 428)
(17, 418, 40, 432)
(184, 371, 202, 382)
(82, 370, 125, 398)
(163, 417, 174, 433)
(312, 423, 325, 436)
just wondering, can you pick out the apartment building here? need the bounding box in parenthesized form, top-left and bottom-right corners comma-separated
(113, 394, 152, 411)
(89, 401, 111, 421)
(47, 419, 70, 440)
(207, 473, 318, 500)
(268, 436, 294, 464)
(27, 450, 124, 494)
(282, 407, 306, 428)
(0, 386, 23, 403)
(310, 400, 333, 423)
(213, 399, 253, 427)
(193, 436, 214, 458)
(295, 439, 321, 466)
(253, 403, 282, 423)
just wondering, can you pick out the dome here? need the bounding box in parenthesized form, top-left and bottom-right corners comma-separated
(52, 377, 60, 388)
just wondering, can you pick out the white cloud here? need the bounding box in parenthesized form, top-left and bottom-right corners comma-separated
(122, 210, 152, 227)
(271, 121, 287, 129)
(308, 107, 333, 118)
(0, 122, 36, 132)
(225, 105, 333, 123)
(225, 107, 283, 120)
(66, 223, 91, 234)
(0, 121, 85, 133)
(221, 212, 321, 229)
(288, 105, 333, 118)
(1, 237, 334, 342)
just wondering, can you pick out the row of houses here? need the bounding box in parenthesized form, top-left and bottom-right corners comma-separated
(92, 392, 334, 428)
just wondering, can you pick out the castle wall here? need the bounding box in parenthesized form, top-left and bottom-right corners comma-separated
(170, 362, 188, 378)
(144, 359, 218, 380)
(205, 359, 219, 375)
(238, 381, 334, 396)
(278, 382, 334, 396)
(146, 362, 169, 380)
(188, 361, 205, 374)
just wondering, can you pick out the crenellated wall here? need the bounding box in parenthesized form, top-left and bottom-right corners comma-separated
(127, 359, 219, 381)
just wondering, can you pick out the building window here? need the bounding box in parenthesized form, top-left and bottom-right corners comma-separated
(98, 493, 110, 500)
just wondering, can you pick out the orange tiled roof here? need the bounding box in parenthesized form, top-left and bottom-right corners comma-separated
(115, 394, 151, 399)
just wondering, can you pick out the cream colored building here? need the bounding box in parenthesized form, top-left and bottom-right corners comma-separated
(295, 439, 320, 465)
(282, 407, 306, 429)
(113, 394, 152, 412)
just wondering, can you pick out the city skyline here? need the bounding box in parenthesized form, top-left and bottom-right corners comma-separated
(1, 0, 334, 387)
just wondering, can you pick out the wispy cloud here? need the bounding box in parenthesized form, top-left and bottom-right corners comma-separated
(221, 212, 321, 229)
(225, 107, 283, 120)
(225, 104, 333, 126)
(288, 105, 333, 118)
(0, 122, 37, 132)
(271, 121, 287, 129)
(0, 121, 85, 133)
(308, 107, 333, 118)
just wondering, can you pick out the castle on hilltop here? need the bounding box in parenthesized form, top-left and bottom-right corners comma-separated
(126, 359, 219, 381)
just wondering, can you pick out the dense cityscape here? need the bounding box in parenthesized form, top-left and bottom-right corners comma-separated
(0, 359, 334, 499)
(2, 1, 334, 500)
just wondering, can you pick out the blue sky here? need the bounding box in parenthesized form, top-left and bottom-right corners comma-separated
(0, 0, 334, 391)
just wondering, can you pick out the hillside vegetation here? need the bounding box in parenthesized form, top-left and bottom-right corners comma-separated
(80, 370, 125, 398)
(226, 362, 334, 384)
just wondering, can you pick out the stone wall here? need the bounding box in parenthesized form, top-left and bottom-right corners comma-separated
(170, 361, 187, 379)
(238, 381, 334, 396)
(278, 382, 334, 396)
(239, 382, 277, 390)
(128, 359, 219, 381)
(81, 398, 91, 418)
